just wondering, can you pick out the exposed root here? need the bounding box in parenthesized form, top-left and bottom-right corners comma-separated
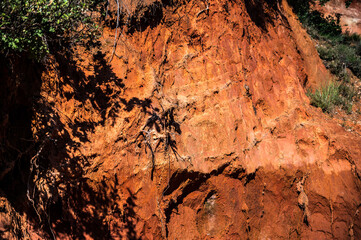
(296, 173, 310, 226)
(135, 105, 187, 180)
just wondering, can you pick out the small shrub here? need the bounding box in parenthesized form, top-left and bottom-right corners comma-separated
(343, 33, 361, 43)
(317, 43, 361, 79)
(316, 46, 335, 61)
(317, 46, 343, 75)
(346, 0, 353, 8)
(307, 81, 341, 113)
(338, 81, 356, 113)
(308, 80, 355, 114)
(336, 45, 361, 78)
(356, 41, 361, 56)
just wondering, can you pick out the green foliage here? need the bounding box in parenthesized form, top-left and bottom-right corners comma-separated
(317, 43, 361, 79)
(288, 0, 361, 77)
(288, 0, 357, 38)
(307, 81, 354, 113)
(289, 0, 360, 114)
(292, 2, 342, 37)
(0, 0, 103, 60)
(345, 0, 353, 8)
(336, 44, 361, 78)
(307, 81, 340, 113)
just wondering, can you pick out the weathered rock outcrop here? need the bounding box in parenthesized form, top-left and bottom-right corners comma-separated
(1, 0, 361, 239)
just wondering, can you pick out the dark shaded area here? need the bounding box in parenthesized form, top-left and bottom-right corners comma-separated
(163, 170, 209, 237)
(0, 55, 42, 200)
(0, 45, 153, 238)
(163, 163, 231, 197)
(48, 176, 139, 239)
(0, 55, 41, 174)
(54, 50, 125, 126)
(105, 0, 191, 35)
(121, 97, 152, 112)
(203, 190, 217, 204)
(163, 170, 205, 197)
(22, 49, 153, 238)
(0, 55, 42, 239)
(244, 0, 282, 31)
(128, 2, 164, 34)
(161, 0, 183, 7)
(162, 163, 262, 237)
(122, 188, 142, 240)
(162, 163, 230, 237)
(244, 169, 257, 186)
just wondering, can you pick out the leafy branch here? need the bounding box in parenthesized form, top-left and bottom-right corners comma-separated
(0, 0, 105, 60)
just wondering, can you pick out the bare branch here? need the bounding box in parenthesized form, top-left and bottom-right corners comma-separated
(108, 0, 121, 63)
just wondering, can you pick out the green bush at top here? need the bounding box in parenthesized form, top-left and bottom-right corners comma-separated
(0, 0, 104, 60)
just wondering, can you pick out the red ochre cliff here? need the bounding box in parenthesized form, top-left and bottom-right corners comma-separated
(1, 0, 361, 239)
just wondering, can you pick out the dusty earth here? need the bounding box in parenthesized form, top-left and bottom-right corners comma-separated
(1, 0, 361, 239)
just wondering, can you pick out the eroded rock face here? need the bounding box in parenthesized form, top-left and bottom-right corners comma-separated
(2, 0, 361, 239)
